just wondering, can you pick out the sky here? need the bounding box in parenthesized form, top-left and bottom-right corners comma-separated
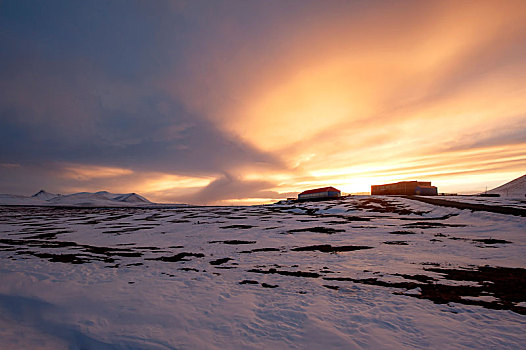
(1, 0, 525, 205)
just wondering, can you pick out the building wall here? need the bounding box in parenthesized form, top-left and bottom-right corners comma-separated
(415, 186, 438, 196)
(371, 181, 437, 195)
(298, 191, 340, 199)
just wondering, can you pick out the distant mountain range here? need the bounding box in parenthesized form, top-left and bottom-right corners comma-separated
(487, 174, 526, 197)
(0, 190, 170, 207)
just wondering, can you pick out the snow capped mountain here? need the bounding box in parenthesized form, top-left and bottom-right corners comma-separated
(31, 190, 59, 201)
(113, 193, 151, 203)
(488, 174, 526, 197)
(0, 194, 46, 206)
(1, 190, 156, 207)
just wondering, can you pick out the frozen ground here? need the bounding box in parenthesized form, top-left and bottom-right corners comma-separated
(0, 196, 525, 349)
(441, 195, 526, 209)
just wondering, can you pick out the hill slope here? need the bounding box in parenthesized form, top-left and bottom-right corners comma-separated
(487, 174, 526, 197)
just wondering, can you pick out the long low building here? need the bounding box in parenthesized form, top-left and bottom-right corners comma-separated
(371, 181, 437, 196)
(298, 187, 341, 200)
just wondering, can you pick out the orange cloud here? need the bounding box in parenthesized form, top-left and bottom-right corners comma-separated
(62, 164, 134, 181)
(220, 1, 526, 198)
(39, 1, 526, 204)
(138, 174, 213, 193)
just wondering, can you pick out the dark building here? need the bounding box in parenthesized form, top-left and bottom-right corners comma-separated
(371, 181, 437, 196)
(298, 186, 341, 200)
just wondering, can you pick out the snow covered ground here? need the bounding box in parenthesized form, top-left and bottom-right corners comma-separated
(1, 196, 525, 349)
(439, 195, 526, 209)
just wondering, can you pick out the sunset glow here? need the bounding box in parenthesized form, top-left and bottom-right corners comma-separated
(61, 164, 134, 181)
(1, 0, 525, 204)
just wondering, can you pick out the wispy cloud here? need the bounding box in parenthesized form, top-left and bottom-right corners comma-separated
(0, 163, 20, 169)
(61, 164, 134, 181)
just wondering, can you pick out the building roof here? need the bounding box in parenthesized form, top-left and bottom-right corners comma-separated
(299, 187, 341, 195)
(372, 181, 432, 187)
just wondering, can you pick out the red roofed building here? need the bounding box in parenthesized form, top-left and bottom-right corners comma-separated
(298, 187, 341, 200)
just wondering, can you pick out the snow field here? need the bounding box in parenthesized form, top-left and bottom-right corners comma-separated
(0, 196, 525, 349)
